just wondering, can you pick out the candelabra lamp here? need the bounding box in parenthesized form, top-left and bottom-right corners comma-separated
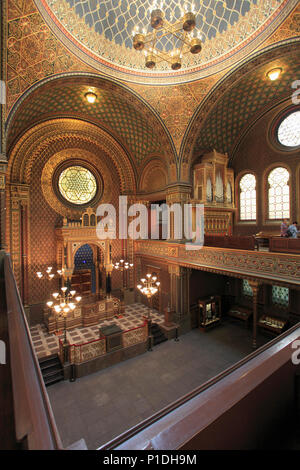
(46, 287, 81, 363)
(36, 266, 64, 292)
(137, 273, 160, 351)
(36, 266, 59, 280)
(113, 259, 134, 312)
(132, 2, 202, 70)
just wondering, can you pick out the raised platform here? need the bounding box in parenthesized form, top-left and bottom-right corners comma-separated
(30, 303, 164, 360)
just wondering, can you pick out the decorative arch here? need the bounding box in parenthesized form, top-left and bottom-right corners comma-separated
(7, 118, 137, 206)
(139, 157, 169, 193)
(6, 72, 177, 168)
(179, 40, 300, 179)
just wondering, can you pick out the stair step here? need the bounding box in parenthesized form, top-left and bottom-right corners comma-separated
(150, 323, 167, 346)
(39, 358, 61, 370)
(38, 353, 58, 365)
(38, 353, 64, 386)
(45, 375, 64, 386)
(43, 366, 63, 377)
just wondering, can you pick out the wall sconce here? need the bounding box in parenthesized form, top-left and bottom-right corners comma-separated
(266, 68, 282, 81)
(85, 92, 97, 104)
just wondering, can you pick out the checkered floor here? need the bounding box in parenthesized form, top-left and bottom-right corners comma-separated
(30, 303, 164, 360)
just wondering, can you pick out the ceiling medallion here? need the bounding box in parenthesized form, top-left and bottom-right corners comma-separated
(132, 2, 202, 70)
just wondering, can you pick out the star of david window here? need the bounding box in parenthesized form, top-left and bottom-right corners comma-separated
(58, 166, 97, 205)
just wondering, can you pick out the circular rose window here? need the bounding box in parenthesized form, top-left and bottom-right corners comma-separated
(277, 110, 300, 148)
(58, 166, 97, 205)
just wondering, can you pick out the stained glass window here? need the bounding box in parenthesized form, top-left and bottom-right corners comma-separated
(239, 174, 256, 220)
(277, 111, 300, 148)
(242, 280, 253, 297)
(268, 167, 289, 219)
(272, 286, 289, 307)
(58, 166, 97, 205)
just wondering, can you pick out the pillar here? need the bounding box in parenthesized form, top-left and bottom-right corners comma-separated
(168, 265, 191, 327)
(248, 280, 262, 349)
(166, 184, 192, 242)
(9, 184, 30, 301)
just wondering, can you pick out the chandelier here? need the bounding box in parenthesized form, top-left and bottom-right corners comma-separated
(132, 2, 202, 70)
(137, 273, 160, 301)
(46, 287, 82, 346)
(137, 273, 160, 351)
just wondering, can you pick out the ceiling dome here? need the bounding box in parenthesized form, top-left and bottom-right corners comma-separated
(35, 0, 295, 84)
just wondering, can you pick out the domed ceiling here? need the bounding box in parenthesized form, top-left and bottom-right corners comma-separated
(34, 0, 296, 84)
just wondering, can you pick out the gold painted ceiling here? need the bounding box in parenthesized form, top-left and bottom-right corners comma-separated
(34, 0, 297, 84)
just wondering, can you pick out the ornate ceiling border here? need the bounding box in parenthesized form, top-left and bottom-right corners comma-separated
(33, 0, 297, 85)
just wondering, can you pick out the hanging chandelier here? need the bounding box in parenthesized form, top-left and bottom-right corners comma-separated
(132, 2, 202, 70)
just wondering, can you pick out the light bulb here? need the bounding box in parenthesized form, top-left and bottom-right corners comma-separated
(47, 301, 53, 307)
(85, 92, 97, 104)
(267, 68, 282, 81)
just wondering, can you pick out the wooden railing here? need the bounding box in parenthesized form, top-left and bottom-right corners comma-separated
(2, 251, 62, 450)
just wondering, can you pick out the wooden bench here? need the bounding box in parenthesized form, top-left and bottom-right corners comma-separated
(269, 236, 300, 254)
(204, 235, 255, 250)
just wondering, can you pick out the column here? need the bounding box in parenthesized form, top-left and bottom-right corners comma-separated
(0, 0, 7, 250)
(0, 160, 7, 250)
(248, 280, 262, 349)
(9, 184, 30, 299)
(166, 183, 192, 242)
(168, 265, 191, 323)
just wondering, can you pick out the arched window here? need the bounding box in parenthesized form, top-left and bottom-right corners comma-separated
(239, 173, 256, 221)
(277, 111, 300, 148)
(268, 167, 290, 220)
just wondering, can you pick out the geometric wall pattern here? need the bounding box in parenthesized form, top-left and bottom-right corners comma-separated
(187, 43, 300, 163)
(7, 78, 173, 166)
(6, 0, 95, 112)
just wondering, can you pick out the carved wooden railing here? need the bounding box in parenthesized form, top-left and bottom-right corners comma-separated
(135, 240, 300, 286)
(2, 251, 62, 450)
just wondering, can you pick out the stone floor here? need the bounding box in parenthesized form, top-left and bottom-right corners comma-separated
(46, 319, 270, 450)
(30, 303, 164, 359)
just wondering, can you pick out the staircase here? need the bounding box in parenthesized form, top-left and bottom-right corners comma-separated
(38, 354, 64, 386)
(150, 323, 167, 346)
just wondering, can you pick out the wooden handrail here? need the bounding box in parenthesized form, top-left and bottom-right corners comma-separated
(3, 252, 62, 450)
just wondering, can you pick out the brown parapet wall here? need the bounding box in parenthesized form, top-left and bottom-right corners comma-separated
(99, 324, 300, 450)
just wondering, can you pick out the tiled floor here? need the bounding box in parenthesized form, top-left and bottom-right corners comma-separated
(30, 303, 164, 359)
(46, 320, 270, 450)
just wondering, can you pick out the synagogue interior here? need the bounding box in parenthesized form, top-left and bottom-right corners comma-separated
(1, 0, 300, 452)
